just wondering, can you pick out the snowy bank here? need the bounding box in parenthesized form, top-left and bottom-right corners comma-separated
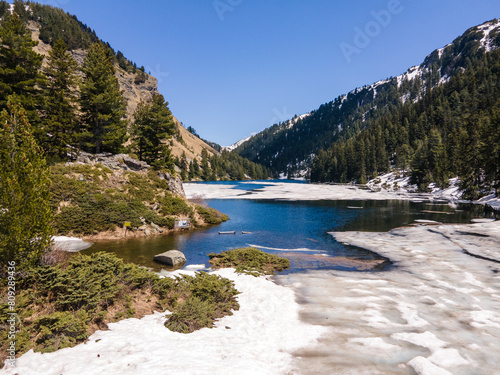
(51, 236, 92, 252)
(184, 178, 500, 211)
(277, 220, 500, 374)
(1, 268, 326, 375)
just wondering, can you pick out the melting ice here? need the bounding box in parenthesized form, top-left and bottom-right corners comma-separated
(278, 220, 500, 374)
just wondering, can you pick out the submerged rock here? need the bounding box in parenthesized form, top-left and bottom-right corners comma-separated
(154, 250, 186, 267)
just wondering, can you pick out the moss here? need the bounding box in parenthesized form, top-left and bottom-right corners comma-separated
(208, 247, 290, 276)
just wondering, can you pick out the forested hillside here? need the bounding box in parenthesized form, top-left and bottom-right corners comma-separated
(311, 47, 500, 199)
(234, 19, 500, 191)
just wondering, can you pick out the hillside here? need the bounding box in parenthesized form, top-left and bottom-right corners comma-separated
(3, 0, 272, 183)
(233, 19, 500, 183)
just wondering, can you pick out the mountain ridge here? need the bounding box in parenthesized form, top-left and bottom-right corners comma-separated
(232, 18, 500, 178)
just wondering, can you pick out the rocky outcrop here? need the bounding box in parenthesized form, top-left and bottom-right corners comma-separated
(73, 152, 186, 198)
(158, 171, 185, 197)
(153, 250, 186, 268)
(76, 152, 149, 171)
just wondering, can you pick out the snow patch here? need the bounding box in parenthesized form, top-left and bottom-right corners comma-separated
(478, 19, 500, 52)
(2, 268, 326, 375)
(222, 134, 256, 151)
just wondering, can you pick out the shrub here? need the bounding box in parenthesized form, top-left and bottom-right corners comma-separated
(208, 247, 290, 276)
(164, 273, 239, 333)
(196, 205, 229, 225)
(34, 311, 89, 352)
(0, 252, 240, 364)
(160, 194, 193, 216)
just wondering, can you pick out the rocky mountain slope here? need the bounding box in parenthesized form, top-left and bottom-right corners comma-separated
(25, 15, 219, 168)
(233, 19, 500, 179)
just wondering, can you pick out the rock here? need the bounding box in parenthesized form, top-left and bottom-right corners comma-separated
(116, 154, 149, 171)
(75, 152, 149, 171)
(168, 177, 186, 197)
(144, 228, 151, 236)
(153, 250, 186, 267)
(151, 222, 163, 233)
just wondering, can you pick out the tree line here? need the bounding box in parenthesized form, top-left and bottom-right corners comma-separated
(311, 48, 500, 200)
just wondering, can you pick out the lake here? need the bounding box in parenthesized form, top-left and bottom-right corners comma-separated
(84, 181, 496, 272)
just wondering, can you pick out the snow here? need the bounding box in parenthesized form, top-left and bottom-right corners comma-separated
(1, 268, 326, 375)
(277, 220, 500, 374)
(477, 193, 500, 211)
(183, 178, 500, 210)
(184, 181, 407, 201)
(286, 113, 311, 130)
(478, 20, 500, 52)
(51, 236, 92, 252)
(396, 65, 423, 87)
(222, 134, 256, 152)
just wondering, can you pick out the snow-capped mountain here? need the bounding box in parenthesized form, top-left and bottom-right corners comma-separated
(231, 19, 500, 178)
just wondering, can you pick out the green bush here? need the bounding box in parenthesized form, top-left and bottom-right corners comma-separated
(164, 273, 239, 333)
(164, 297, 215, 333)
(0, 252, 241, 364)
(34, 311, 89, 352)
(209, 247, 290, 276)
(196, 205, 229, 225)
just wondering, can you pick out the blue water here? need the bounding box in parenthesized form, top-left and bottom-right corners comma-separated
(86, 182, 496, 273)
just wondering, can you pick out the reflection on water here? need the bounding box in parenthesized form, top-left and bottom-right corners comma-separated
(85, 197, 496, 272)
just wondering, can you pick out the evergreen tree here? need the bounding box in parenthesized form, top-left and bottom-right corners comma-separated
(80, 42, 127, 154)
(131, 93, 175, 170)
(0, 97, 53, 272)
(0, 13, 45, 131)
(43, 38, 79, 161)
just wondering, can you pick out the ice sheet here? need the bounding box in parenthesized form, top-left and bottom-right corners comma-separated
(277, 220, 500, 374)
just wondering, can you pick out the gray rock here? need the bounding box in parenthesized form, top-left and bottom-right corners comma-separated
(151, 222, 163, 233)
(75, 152, 149, 171)
(154, 250, 186, 267)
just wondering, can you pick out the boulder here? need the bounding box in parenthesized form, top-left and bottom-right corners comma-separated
(151, 222, 163, 233)
(154, 250, 186, 267)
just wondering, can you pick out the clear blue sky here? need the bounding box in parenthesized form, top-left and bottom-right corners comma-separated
(21, 0, 500, 145)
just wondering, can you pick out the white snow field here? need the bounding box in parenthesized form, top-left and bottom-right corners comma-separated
(1, 268, 326, 375)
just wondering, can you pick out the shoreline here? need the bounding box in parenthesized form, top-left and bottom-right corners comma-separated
(11, 205, 500, 374)
(184, 179, 500, 212)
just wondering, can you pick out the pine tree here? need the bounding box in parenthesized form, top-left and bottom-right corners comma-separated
(0, 97, 53, 272)
(43, 38, 79, 161)
(0, 13, 45, 132)
(80, 42, 127, 154)
(131, 93, 175, 170)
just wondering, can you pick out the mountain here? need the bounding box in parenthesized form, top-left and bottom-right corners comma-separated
(233, 19, 500, 180)
(2, 1, 267, 181)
